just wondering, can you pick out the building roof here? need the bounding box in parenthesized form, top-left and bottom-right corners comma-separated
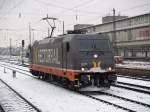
(78, 13, 150, 30)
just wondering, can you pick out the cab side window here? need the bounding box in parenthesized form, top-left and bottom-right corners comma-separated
(66, 42, 70, 52)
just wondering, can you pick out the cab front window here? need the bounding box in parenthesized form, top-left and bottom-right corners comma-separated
(79, 39, 110, 51)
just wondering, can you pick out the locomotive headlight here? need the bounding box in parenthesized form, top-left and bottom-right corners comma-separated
(94, 54, 98, 58)
(81, 68, 85, 71)
(108, 67, 112, 71)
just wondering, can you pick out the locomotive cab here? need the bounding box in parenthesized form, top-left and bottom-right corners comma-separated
(68, 34, 117, 89)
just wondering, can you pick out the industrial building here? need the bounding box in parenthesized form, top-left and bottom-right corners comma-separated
(75, 13, 150, 60)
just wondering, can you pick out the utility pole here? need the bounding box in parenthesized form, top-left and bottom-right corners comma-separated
(29, 23, 31, 45)
(21, 40, 24, 65)
(32, 31, 34, 44)
(63, 21, 64, 35)
(9, 38, 12, 59)
(28, 23, 32, 63)
(112, 8, 117, 55)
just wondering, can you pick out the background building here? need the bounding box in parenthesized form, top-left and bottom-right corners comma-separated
(74, 24, 93, 30)
(75, 13, 150, 60)
(102, 15, 128, 23)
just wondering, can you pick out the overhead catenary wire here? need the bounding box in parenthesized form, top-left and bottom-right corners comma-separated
(82, 1, 150, 24)
(0, 0, 150, 46)
(0, 0, 26, 17)
(53, 0, 98, 16)
(120, 1, 150, 12)
(64, 1, 150, 30)
(1, 0, 150, 18)
(30, 0, 101, 36)
(34, 0, 102, 16)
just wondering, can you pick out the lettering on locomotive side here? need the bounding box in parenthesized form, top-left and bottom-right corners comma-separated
(33, 48, 39, 64)
(38, 48, 60, 65)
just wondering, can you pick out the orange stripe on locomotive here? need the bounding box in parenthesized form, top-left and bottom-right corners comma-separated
(30, 64, 79, 81)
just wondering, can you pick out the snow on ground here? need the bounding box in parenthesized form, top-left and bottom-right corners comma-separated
(116, 60, 150, 70)
(124, 60, 150, 65)
(1, 60, 150, 89)
(0, 80, 37, 112)
(1, 60, 150, 111)
(0, 55, 29, 62)
(0, 65, 124, 112)
(0, 61, 29, 72)
(117, 83, 150, 92)
(107, 86, 150, 105)
(94, 94, 150, 112)
(117, 76, 150, 88)
(0, 55, 29, 66)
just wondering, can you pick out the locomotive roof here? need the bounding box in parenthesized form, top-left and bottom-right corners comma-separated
(38, 33, 108, 45)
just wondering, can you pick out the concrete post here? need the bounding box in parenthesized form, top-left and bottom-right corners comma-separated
(12, 70, 16, 78)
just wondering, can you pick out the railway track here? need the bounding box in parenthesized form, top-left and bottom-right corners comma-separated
(0, 78, 41, 112)
(1, 62, 150, 111)
(1, 62, 150, 94)
(1, 62, 150, 91)
(0, 63, 31, 76)
(79, 91, 136, 112)
(118, 75, 150, 82)
(0, 105, 5, 112)
(0, 64, 130, 111)
(1, 58, 150, 81)
(80, 91, 150, 112)
(117, 81, 150, 90)
(99, 91, 150, 108)
(0, 58, 29, 67)
(113, 82, 150, 95)
(1, 61, 150, 83)
(0, 62, 29, 71)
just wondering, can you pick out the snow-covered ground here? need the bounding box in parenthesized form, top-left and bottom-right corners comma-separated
(0, 64, 123, 112)
(0, 61, 29, 72)
(117, 76, 150, 88)
(0, 55, 29, 66)
(1, 61, 150, 111)
(116, 60, 150, 70)
(0, 79, 37, 112)
(1, 60, 150, 89)
(94, 93, 150, 112)
(107, 86, 150, 105)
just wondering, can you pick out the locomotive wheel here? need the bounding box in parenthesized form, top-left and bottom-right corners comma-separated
(68, 81, 79, 91)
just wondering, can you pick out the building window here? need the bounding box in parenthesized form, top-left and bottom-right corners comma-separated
(93, 27, 96, 32)
(127, 30, 132, 40)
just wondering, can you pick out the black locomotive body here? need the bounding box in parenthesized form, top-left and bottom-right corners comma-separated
(30, 33, 117, 90)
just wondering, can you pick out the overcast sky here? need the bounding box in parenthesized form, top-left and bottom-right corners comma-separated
(0, 0, 150, 47)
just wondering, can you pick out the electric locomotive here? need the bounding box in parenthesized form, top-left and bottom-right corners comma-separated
(29, 33, 117, 90)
